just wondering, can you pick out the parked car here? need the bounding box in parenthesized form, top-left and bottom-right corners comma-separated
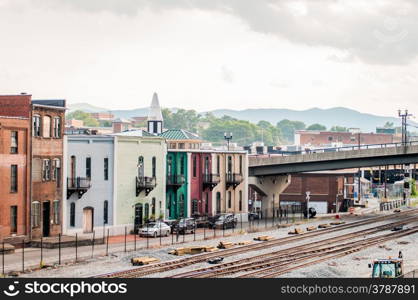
(139, 222, 171, 237)
(173, 218, 196, 234)
(163, 219, 178, 233)
(248, 212, 261, 221)
(209, 214, 237, 229)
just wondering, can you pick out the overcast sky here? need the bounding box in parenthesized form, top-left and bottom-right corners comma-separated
(1, 0, 418, 116)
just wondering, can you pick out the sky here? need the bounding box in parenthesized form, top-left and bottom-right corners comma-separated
(1, 0, 418, 116)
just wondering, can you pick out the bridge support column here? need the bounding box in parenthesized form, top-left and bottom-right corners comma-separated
(248, 175, 291, 218)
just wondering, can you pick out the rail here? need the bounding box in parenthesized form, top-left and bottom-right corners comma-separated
(252, 141, 418, 157)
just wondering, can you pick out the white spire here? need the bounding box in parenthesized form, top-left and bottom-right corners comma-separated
(147, 92, 163, 121)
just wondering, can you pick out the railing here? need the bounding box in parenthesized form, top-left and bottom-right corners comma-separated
(226, 173, 243, 188)
(67, 177, 91, 199)
(67, 177, 91, 189)
(203, 173, 220, 190)
(166, 174, 186, 186)
(136, 176, 156, 196)
(252, 141, 418, 157)
(380, 199, 407, 211)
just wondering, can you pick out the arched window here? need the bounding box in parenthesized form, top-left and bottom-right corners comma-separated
(151, 198, 156, 216)
(228, 191, 232, 209)
(43, 115, 51, 138)
(138, 156, 144, 178)
(239, 191, 242, 211)
(167, 156, 172, 176)
(204, 156, 209, 175)
(227, 156, 232, 174)
(239, 155, 243, 175)
(104, 200, 108, 224)
(193, 155, 197, 177)
(33, 115, 41, 137)
(53, 117, 61, 138)
(216, 155, 220, 175)
(152, 157, 156, 178)
(70, 202, 76, 227)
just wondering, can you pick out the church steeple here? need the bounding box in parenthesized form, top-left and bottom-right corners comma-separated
(147, 92, 163, 134)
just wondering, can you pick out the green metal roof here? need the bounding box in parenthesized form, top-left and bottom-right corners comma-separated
(160, 129, 201, 140)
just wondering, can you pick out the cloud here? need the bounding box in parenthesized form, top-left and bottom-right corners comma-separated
(9, 0, 418, 65)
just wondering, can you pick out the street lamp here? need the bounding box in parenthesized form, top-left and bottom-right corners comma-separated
(224, 132, 233, 151)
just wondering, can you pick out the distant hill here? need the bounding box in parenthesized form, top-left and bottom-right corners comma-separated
(207, 107, 412, 132)
(68, 103, 415, 132)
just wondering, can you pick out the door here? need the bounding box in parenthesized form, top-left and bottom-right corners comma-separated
(134, 204, 143, 233)
(83, 207, 94, 233)
(10, 206, 17, 234)
(216, 192, 221, 214)
(42, 201, 50, 237)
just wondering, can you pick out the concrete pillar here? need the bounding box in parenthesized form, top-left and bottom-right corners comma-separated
(248, 175, 291, 218)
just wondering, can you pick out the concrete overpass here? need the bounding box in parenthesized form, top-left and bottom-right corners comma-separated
(249, 143, 418, 176)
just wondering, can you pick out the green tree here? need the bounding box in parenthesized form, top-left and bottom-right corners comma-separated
(276, 119, 306, 143)
(306, 123, 326, 131)
(330, 125, 348, 132)
(66, 110, 99, 127)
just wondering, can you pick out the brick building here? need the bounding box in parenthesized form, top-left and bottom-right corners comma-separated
(295, 130, 394, 147)
(279, 171, 356, 214)
(30, 100, 66, 238)
(0, 95, 32, 241)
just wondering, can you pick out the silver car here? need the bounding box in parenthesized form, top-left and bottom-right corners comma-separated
(139, 222, 171, 237)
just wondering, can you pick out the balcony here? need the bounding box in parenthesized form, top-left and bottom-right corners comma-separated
(136, 176, 157, 196)
(226, 173, 243, 189)
(67, 177, 91, 199)
(166, 174, 185, 190)
(203, 173, 220, 190)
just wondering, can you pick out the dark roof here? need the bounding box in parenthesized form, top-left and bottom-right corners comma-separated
(160, 129, 201, 140)
(32, 99, 66, 108)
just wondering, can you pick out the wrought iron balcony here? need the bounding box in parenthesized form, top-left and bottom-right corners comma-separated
(136, 176, 156, 196)
(226, 173, 243, 189)
(166, 174, 185, 190)
(203, 173, 220, 190)
(67, 177, 91, 199)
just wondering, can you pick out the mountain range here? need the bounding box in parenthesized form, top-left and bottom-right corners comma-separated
(68, 103, 414, 132)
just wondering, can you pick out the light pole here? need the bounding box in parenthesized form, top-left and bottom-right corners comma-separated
(224, 132, 233, 151)
(398, 109, 412, 146)
(306, 191, 310, 221)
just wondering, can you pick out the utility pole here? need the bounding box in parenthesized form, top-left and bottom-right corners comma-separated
(306, 191, 310, 220)
(398, 109, 413, 146)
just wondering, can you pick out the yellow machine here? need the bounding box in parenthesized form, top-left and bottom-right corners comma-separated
(369, 255, 404, 278)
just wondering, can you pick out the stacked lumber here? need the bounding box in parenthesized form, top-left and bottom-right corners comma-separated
(217, 241, 234, 249)
(277, 224, 292, 228)
(330, 221, 345, 225)
(253, 235, 274, 241)
(236, 241, 252, 246)
(204, 246, 219, 252)
(288, 227, 304, 235)
(131, 257, 159, 266)
(306, 226, 317, 231)
(318, 223, 331, 228)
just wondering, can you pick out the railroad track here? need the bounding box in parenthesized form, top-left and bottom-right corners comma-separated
(97, 209, 418, 278)
(240, 227, 418, 278)
(169, 215, 418, 278)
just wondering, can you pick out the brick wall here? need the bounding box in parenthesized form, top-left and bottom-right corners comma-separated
(296, 131, 394, 147)
(0, 95, 31, 118)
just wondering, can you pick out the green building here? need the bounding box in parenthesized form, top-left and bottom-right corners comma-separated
(165, 151, 188, 219)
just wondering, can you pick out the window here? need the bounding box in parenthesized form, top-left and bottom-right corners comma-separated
(86, 157, 91, 178)
(180, 156, 185, 175)
(104, 201, 108, 224)
(53, 117, 61, 138)
(42, 159, 51, 181)
(10, 206, 17, 233)
(179, 143, 185, 149)
(70, 202, 76, 227)
(152, 198, 156, 216)
(204, 157, 209, 175)
(217, 155, 220, 174)
(193, 155, 197, 177)
(53, 200, 60, 224)
(192, 199, 198, 214)
(239, 191, 242, 211)
(227, 156, 232, 174)
(32, 202, 41, 228)
(228, 191, 232, 209)
(179, 195, 185, 218)
(42, 116, 51, 138)
(205, 192, 209, 214)
(104, 158, 109, 181)
(216, 192, 221, 214)
(239, 156, 243, 175)
(138, 156, 144, 178)
(10, 131, 18, 154)
(52, 158, 61, 183)
(10, 165, 18, 192)
(33, 115, 41, 137)
(159, 201, 162, 216)
(144, 203, 149, 219)
(167, 156, 172, 176)
(328, 136, 333, 141)
(152, 157, 156, 178)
